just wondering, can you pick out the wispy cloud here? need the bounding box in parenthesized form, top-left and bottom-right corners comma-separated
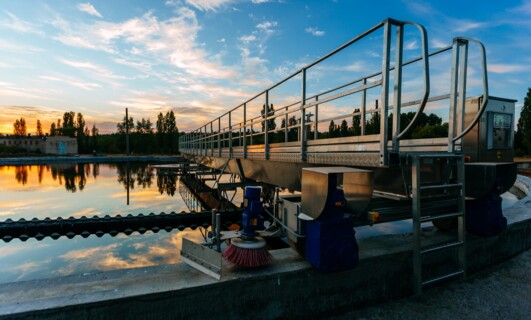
(508, 0, 531, 15)
(257, 21, 278, 34)
(489, 64, 529, 74)
(404, 39, 418, 50)
(451, 19, 486, 33)
(0, 10, 42, 34)
(404, 1, 436, 16)
(305, 27, 325, 37)
(39, 75, 102, 91)
(173, 0, 234, 11)
(0, 82, 56, 100)
(240, 34, 257, 42)
(77, 3, 103, 18)
(48, 8, 237, 80)
(57, 58, 130, 86)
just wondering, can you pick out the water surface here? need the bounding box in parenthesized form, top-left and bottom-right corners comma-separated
(0, 163, 204, 284)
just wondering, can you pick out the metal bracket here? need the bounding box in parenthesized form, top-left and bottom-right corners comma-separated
(181, 237, 222, 280)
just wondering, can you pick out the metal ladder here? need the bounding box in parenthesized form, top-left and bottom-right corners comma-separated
(411, 154, 466, 295)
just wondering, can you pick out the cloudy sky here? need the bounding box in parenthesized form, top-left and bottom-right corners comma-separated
(0, 0, 530, 134)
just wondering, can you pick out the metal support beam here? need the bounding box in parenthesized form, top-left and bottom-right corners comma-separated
(379, 21, 391, 166)
(301, 68, 307, 161)
(392, 24, 403, 151)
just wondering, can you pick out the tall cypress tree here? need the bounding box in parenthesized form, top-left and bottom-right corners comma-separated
(516, 88, 531, 155)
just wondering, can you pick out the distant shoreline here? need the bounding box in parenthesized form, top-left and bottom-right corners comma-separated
(0, 155, 184, 165)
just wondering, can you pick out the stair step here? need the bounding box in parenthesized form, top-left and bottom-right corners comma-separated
(420, 211, 463, 222)
(420, 183, 462, 191)
(422, 269, 464, 286)
(421, 240, 463, 254)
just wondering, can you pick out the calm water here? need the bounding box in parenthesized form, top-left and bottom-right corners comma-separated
(0, 163, 206, 284)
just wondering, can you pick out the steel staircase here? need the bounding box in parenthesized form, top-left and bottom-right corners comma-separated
(411, 153, 466, 295)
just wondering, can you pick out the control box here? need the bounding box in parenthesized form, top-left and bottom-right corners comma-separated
(463, 96, 516, 162)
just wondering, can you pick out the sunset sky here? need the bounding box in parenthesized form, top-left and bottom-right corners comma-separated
(1, 0, 530, 134)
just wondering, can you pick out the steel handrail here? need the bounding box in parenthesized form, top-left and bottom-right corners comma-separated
(395, 21, 430, 140)
(452, 37, 489, 142)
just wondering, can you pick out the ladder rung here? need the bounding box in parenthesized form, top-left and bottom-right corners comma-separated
(420, 211, 463, 222)
(420, 183, 462, 191)
(422, 269, 464, 286)
(421, 240, 463, 254)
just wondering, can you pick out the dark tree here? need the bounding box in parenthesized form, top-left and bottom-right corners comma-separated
(36, 120, 43, 137)
(352, 108, 361, 136)
(50, 122, 56, 136)
(13, 118, 27, 136)
(515, 88, 531, 155)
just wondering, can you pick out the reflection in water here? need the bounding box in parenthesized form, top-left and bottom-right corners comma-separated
(15, 166, 28, 185)
(7, 162, 177, 196)
(0, 162, 199, 283)
(157, 174, 177, 196)
(178, 178, 205, 212)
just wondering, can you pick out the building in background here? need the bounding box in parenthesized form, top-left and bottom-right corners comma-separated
(0, 136, 78, 155)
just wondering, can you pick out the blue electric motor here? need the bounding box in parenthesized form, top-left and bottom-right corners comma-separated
(305, 188, 359, 272)
(241, 187, 265, 239)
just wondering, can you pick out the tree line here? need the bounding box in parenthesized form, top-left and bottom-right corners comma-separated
(238, 103, 448, 146)
(3, 111, 180, 155)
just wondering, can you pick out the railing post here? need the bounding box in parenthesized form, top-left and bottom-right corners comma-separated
(217, 118, 221, 157)
(379, 20, 391, 166)
(392, 23, 403, 152)
(201, 126, 205, 156)
(361, 78, 366, 135)
(284, 106, 288, 142)
(300, 68, 307, 162)
(448, 39, 461, 153)
(250, 119, 253, 146)
(210, 122, 213, 156)
(243, 103, 247, 158)
(457, 40, 468, 151)
(314, 96, 319, 140)
(229, 112, 233, 158)
(192, 131, 195, 155)
(265, 90, 270, 160)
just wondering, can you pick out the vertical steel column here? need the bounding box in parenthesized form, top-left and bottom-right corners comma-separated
(456, 156, 467, 278)
(229, 112, 233, 158)
(361, 78, 366, 135)
(314, 96, 319, 140)
(456, 41, 468, 151)
(300, 68, 307, 161)
(448, 40, 461, 153)
(250, 119, 253, 146)
(243, 103, 247, 158)
(201, 126, 205, 156)
(412, 156, 422, 295)
(379, 21, 391, 166)
(392, 23, 404, 152)
(210, 122, 213, 156)
(218, 118, 221, 157)
(125, 108, 129, 156)
(265, 91, 269, 160)
(284, 106, 288, 142)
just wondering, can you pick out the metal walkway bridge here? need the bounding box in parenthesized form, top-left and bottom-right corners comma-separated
(179, 18, 514, 198)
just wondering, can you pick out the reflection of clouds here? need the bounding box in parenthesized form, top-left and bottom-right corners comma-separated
(13, 262, 40, 281)
(0, 163, 202, 281)
(56, 230, 205, 276)
(69, 207, 100, 217)
(0, 242, 50, 259)
(61, 244, 119, 260)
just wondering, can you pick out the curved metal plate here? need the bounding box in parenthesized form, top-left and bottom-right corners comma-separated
(301, 167, 374, 219)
